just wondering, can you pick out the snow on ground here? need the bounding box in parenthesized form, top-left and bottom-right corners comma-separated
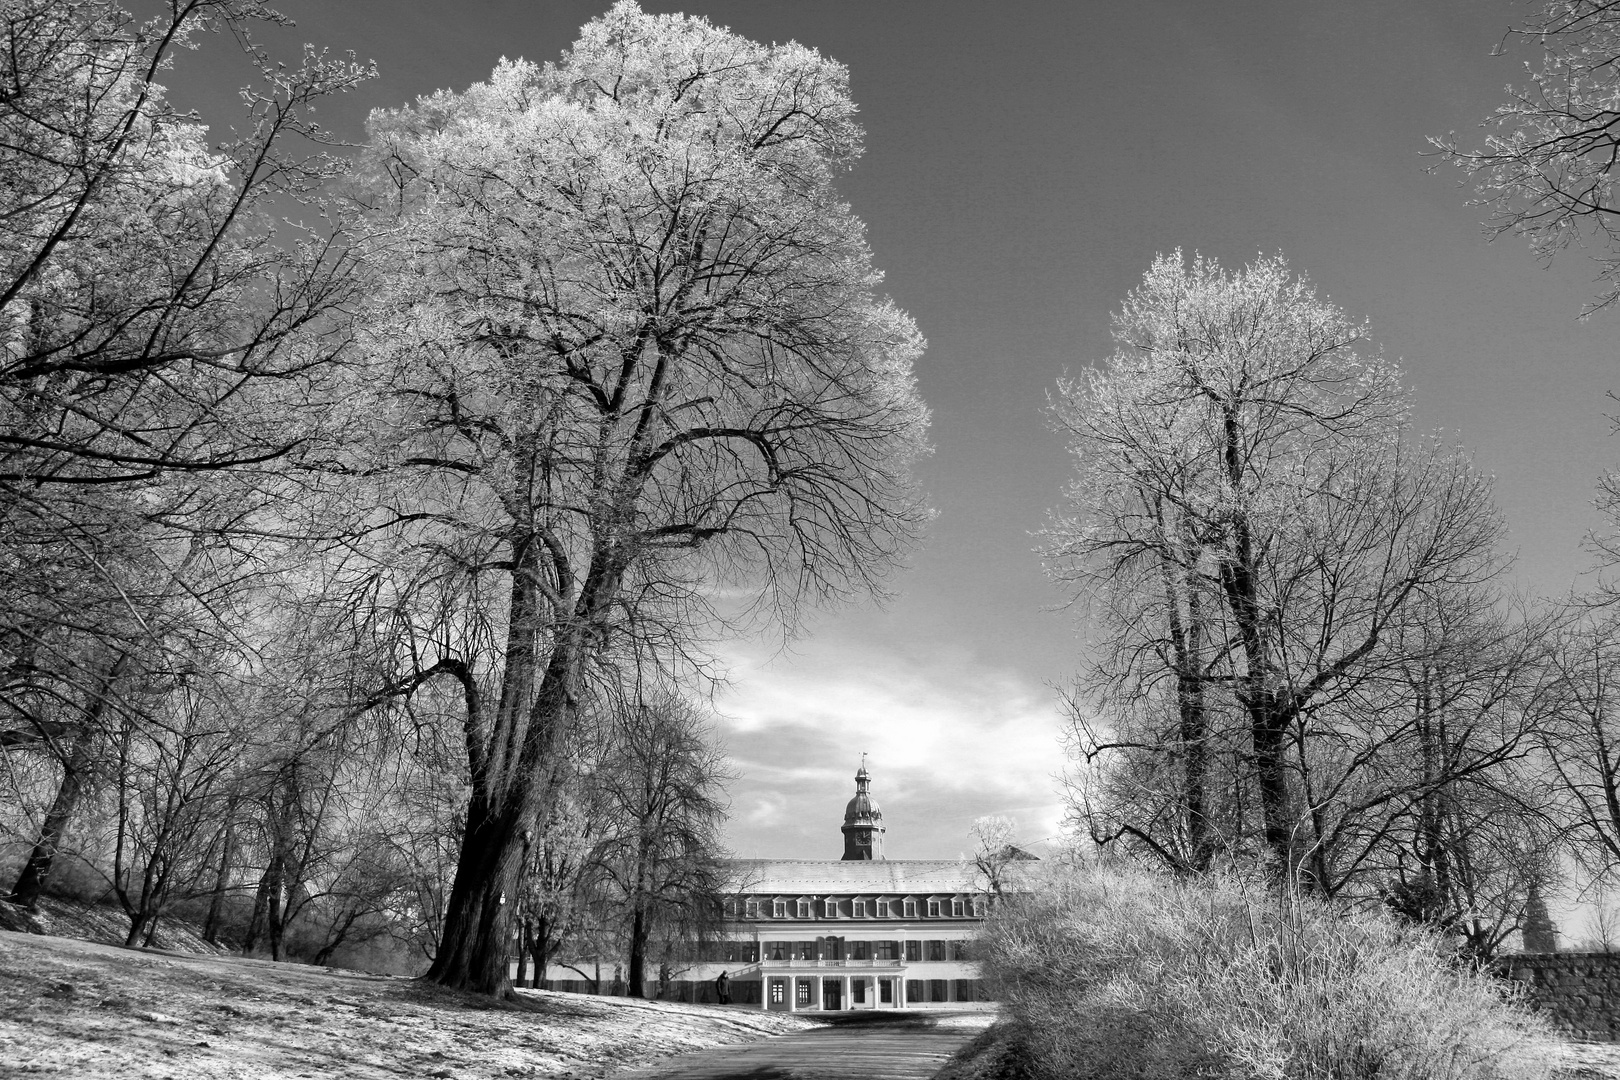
(0, 932, 823, 1079)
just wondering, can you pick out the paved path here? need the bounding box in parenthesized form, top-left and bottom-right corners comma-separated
(613, 1011, 995, 1080)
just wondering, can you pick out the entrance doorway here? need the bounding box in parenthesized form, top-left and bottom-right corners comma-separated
(822, 978, 842, 1011)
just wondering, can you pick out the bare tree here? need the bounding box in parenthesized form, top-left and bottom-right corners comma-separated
(0, 0, 372, 915)
(593, 686, 731, 998)
(1541, 611, 1620, 877)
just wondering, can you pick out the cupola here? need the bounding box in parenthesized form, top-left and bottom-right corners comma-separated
(840, 757, 886, 861)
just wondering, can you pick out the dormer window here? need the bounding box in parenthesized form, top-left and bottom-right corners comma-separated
(797, 899, 811, 919)
(904, 899, 917, 919)
(746, 900, 760, 919)
(928, 899, 941, 918)
(773, 899, 787, 918)
(952, 898, 965, 918)
(824, 898, 839, 918)
(853, 899, 866, 918)
(876, 899, 890, 918)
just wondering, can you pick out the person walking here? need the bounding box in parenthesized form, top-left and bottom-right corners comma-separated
(715, 970, 731, 1005)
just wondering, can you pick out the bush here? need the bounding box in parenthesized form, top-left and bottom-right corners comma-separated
(979, 865, 1548, 1080)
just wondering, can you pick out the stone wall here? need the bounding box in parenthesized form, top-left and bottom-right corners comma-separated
(1495, 952, 1620, 1041)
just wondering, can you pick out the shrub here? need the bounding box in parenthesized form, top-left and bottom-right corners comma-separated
(979, 864, 1548, 1080)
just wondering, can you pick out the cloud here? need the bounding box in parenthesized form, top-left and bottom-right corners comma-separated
(710, 633, 1069, 861)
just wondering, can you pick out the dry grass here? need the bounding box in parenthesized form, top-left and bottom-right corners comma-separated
(0, 931, 822, 1079)
(979, 866, 1553, 1080)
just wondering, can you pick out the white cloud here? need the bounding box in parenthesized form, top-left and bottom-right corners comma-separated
(710, 633, 1069, 860)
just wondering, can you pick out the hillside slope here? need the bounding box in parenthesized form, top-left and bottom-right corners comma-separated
(0, 932, 820, 1079)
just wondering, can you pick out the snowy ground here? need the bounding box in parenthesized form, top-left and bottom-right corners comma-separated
(0, 932, 823, 1079)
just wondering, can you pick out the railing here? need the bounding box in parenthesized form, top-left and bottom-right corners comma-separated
(757, 958, 905, 968)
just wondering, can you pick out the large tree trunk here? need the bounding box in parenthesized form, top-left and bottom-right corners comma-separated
(514, 915, 530, 987)
(427, 564, 597, 995)
(265, 855, 286, 961)
(9, 724, 97, 908)
(9, 659, 124, 908)
(425, 793, 527, 993)
(202, 821, 236, 944)
(123, 910, 154, 948)
(1217, 412, 1298, 881)
(1163, 548, 1212, 873)
(243, 870, 269, 954)
(628, 903, 647, 998)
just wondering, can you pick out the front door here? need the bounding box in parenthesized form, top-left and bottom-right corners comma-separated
(822, 977, 842, 1011)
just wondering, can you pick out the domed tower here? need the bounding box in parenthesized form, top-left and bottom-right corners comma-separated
(840, 758, 886, 861)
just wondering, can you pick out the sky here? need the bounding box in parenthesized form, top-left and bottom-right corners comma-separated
(164, 1, 1620, 865)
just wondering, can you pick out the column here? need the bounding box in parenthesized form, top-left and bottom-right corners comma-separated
(843, 974, 851, 1012)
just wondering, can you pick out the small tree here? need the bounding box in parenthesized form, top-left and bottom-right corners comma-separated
(594, 687, 731, 998)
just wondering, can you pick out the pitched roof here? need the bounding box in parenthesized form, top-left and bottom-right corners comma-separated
(724, 859, 979, 894)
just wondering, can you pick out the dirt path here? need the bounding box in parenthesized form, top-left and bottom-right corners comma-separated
(610, 1011, 997, 1080)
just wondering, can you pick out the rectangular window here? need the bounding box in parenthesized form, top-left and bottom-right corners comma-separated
(905, 979, 924, 1003)
(927, 940, 946, 961)
(876, 939, 898, 961)
(824, 898, 838, 918)
(853, 899, 866, 918)
(927, 900, 941, 918)
(876, 899, 890, 918)
(851, 940, 870, 960)
(746, 900, 759, 919)
(797, 899, 811, 919)
(952, 898, 964, 918)
(954, 979, 975, 1002)
(796, 979, 812, 1007)
(796, 940, 816, 960)
(972, 896, 985, 918)
(930, 979, 948, 1003)
(880, 978, 894, 1003)
(852, 979, 866, 1004)
(774, 899, 786, 918)
(770, 978, 786, 1004)
(903, 900, 917, 919)
(905, 940, 922, 962)
(950, 940, 969, 961)
(766, 941, 787, 961)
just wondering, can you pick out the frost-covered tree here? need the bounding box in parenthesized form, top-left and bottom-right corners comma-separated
(1047, 253, 1513, 887)
(1436, 0, 1620, 312)
(344, 2, 928, 994)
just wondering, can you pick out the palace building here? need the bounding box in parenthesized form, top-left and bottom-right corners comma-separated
(688, 762, 1005, 1010)
(542, 762, 1022, 1009)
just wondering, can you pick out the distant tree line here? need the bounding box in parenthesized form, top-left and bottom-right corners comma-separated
(0, 0, 928, 997)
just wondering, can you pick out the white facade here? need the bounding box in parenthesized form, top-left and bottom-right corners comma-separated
(538, 764, 1020, 1010)
(698, 857, 990, 1011)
